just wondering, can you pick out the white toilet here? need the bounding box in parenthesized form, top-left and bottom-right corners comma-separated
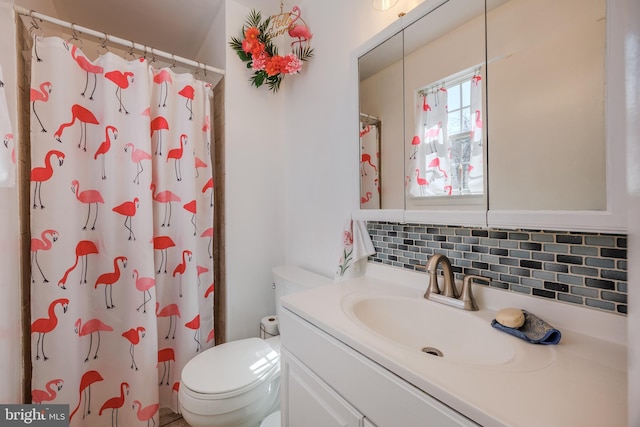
(178, 266, 331, 427)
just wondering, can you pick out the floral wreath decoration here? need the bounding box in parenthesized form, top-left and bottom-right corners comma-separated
(229, 8, 314, 93)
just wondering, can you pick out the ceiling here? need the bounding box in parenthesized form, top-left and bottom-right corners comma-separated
(49, 0, 225, 59)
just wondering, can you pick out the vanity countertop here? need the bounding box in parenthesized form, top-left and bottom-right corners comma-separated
(280, 263, 627, 427)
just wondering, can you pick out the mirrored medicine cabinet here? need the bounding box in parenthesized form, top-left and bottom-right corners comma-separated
(355, 0, 626, 233)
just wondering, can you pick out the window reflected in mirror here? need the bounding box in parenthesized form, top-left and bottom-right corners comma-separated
(403, 0, 486, 209)
(408, 69, 484, 198)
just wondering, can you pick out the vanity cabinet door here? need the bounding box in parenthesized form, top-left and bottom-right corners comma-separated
(281, 349, 364, 427)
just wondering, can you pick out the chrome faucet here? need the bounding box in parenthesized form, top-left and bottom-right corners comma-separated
(423, 254, 490, 311)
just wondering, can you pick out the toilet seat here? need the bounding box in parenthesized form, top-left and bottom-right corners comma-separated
(182, 337, 280, 397)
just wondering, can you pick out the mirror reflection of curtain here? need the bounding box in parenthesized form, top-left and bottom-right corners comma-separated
(359, 121, 380, 208)
(407, 73, 483, 197)
(0, 64, 15, 188)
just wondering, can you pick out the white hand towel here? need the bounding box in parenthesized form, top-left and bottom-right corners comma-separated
(336, 218, 375, 280)
(0, 64, 15, 188)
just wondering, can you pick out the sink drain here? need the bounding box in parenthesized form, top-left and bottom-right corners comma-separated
(421, 347, 443, 357)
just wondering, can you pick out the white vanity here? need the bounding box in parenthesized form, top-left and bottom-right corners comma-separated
(278, 263, 627, 427)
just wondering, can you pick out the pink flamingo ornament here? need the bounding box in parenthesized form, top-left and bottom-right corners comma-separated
(288, 6, 313, 48)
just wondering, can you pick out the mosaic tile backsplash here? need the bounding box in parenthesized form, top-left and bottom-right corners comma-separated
(367, 222, 628, 315)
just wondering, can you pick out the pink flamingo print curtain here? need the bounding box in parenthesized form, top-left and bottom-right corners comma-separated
(29, 36, 214, 426)
(407, 73, 484, 197)
(1, 64, 15, 188)
(359, 122, 380, 208)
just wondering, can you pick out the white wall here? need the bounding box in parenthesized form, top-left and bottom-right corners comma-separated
(0, 0, 57, 404)
(625, 0, 639, 423)
(0, 0, 22, 404)
(3, 1, 635, 418)
(222, 0, 412, 339)
(282, 0, 407, 278)
(223, 1, 287, 341)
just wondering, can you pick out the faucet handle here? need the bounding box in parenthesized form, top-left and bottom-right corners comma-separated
(460, 275, 491, 311)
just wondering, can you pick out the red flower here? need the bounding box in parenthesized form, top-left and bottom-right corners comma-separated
(343, 230, 353, 246)
(265, 55, 284, 77)
(242, 27, 263, 55)
(244, 27, 259, 41)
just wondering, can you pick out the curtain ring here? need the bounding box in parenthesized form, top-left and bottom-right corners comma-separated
(171, 54, 177, 69)
(150, 48, 157, 64)
(71, 23, 80, 41)
(29, 10, 40, 29)
(97, 32, 109, 54)
(194, 62, 201, 76)
(127, 40, 136, 59)
(65, 23, 83, 48)
(28, 10, 43, 36)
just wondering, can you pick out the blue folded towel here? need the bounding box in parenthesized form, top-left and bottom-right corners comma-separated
(491, 310, 561, 345)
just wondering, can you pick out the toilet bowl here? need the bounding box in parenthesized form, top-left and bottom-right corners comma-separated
(259, 410, 281, 427)
(179, 266, 331, 427)
(179, 337, 281, 427)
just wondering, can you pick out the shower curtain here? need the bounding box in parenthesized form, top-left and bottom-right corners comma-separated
(29, 36, 214, 426)
(359, 122, 380, 208)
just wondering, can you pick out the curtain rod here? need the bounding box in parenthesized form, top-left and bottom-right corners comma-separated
(360, 112, 380, 121)
(14, 6, 225, 77)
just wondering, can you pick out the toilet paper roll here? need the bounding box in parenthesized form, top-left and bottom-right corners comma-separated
(260, 315, 279, 339)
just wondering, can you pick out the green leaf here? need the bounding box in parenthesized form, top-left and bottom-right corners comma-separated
(246, 9, 262, 28)
(295, 46, 314, 61)
(253, 71, 266, 87)
(267, 75, 283, 93)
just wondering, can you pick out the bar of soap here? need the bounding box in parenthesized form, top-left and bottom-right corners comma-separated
(495, 308, 525, 328)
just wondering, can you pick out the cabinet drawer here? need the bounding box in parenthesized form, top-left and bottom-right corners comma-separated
(281, 348, 363, 427)
(280, 307, 479, 427)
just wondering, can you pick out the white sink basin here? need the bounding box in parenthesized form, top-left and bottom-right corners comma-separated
(344, 295, 555, 371)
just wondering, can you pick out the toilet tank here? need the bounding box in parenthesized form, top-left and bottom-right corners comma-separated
(272, 266, 331, 319)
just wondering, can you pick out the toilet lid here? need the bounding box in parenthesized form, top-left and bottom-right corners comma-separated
(182, 338, 280, 396)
